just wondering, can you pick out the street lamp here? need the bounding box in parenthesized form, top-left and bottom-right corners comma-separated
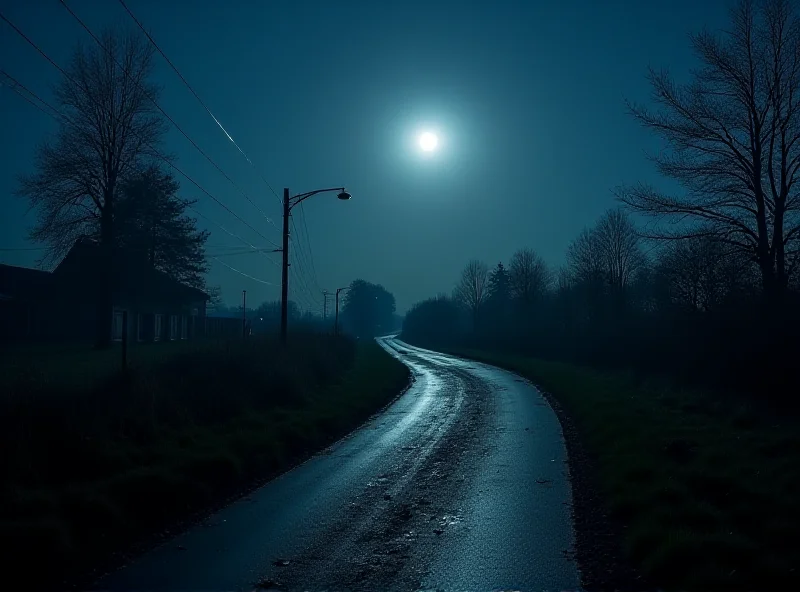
(281, 187, 351, 344)
(334, 285, 350, 336)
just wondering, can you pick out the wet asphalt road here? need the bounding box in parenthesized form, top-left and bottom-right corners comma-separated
(94, 337, 580, 592)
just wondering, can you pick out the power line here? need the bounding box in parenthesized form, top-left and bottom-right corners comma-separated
(286, 246, 316, 309)
(288, 209, 321, 301)
(211, 257, 276, 286)
(165, 159, 280, 247)
(116, 0, 283, 207)
(289, 225, 320, 307)
(0, 71, 60, 119)
(0, 14, 278, 249)
(188, 206, 280, 268)
(58, 1, 280, 230)
(289, 267, 316, 312)
(0, 12, 74, 83)
(208, 247, 277, 257)
(290, 218, 312, 285)
(298, 201, 322, 292)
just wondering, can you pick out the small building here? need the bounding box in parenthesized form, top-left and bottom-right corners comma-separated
(0, 238, 209, 344)
(0, 263, 55, 341)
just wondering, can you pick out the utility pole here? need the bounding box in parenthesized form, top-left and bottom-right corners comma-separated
(280, 188, 290, 345)
(280, 186, 350, 345)
(322, 290, 330, 321)
(334, 286, 348, 336)
(242, 290, 247, 339)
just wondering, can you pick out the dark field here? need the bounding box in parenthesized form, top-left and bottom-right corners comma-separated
(0, 335, 409, 588)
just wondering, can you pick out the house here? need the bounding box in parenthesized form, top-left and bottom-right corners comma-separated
(0, 263, 55, 341)
(0, 238, 209, 344)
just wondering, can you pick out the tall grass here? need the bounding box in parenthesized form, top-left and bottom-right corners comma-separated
(0, 334, 409, 588)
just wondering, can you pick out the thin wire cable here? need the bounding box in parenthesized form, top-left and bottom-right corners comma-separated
(116, 0, 283, 207)
(0, 71, 61, 118)
(289, 267, 315, 311)
(298, 201, 322, 292)
(287, 249, 315, 309)
(58, 1, 280, 230)
(207, 247, 276, 257)
(289, 223, 320, 307)
(289, 212, 319, 298)
(3, 75, 282, 291)
(211, 257, 275, 286)
(3, 70, 276, 256)
(0, 12, 74, 81)
(0, 15, 277, 248)
(188, 206, 280, 268)
(289, 218, 313, 285)
(165, 159, 280, 247)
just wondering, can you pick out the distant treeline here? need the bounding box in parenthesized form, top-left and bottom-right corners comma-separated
(402, 207, 800, 406)
(406, 0, 800, 408)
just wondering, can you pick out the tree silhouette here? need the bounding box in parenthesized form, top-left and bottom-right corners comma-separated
(594, 208, 645, 299)
(17, 28, 165, 346)
(114, 166, 209, 289)
(454, 259, 489, 332)
(487, 262, 510, 305)
(508, 248, 551, 308)
(402, 295, 462, 346)
(619, 0, 800, 304)
(340, 280, 396, 338)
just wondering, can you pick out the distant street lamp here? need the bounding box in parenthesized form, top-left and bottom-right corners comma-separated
(334, 285, 350, 336)
(281, 187, 351, 344)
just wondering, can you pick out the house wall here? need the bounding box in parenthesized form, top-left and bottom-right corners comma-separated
(2, 295, 209, 345)
(114, 303, 203, 343)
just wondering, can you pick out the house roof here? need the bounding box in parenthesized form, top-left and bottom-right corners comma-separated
(56, 238, 209, 303)
(0, 263, 54, 300)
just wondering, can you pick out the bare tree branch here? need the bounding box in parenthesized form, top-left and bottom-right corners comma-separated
(453, 259, 489, 331)
(620, 0, 800, 298)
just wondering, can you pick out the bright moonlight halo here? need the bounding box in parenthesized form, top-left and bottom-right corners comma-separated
(418, 131, 439, 152)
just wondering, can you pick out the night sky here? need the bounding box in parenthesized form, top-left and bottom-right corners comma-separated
(1, 0, 731, 312)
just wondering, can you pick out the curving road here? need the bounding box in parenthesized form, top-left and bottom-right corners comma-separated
(94, 337, 580, 592)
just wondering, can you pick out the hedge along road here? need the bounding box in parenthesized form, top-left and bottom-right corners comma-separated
(94, 337, 580, 592)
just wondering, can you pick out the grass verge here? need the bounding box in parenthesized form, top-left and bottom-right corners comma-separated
(0, 335, 409, 589)
(437, 347, 799, 592)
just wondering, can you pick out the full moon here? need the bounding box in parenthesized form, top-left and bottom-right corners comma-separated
(418, 131, 439, 152)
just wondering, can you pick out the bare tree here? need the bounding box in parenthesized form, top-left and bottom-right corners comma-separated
(657, 237, 757, 312)
(564, 228, 607, 324)
(618, 0, 800, 304)
(17, 29, 165, 345)
(594, 208, 645, 296)
(566, 228, 604, 286)
(454, 259, 489, 331)
(508, 248, 551, 307)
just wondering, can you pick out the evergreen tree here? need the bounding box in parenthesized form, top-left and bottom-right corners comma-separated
(487, 262, 510, 305)
(114, 166, 210, 289)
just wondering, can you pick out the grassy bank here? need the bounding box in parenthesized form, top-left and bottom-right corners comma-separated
(0, 335, 409, 588)
(436, 346, 799, 591)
